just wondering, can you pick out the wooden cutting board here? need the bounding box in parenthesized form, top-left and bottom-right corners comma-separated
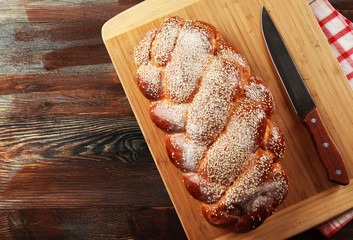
(102, 0, 353, 239)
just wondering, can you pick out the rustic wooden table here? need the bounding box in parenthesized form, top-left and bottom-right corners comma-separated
(0, 0, 352, 239)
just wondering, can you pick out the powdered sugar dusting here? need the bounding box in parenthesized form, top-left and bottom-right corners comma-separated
(198, 99, 267, 202)
(165, 20, 214, 103)
(169, 133, 207, 172)
(134, 16, 287, 232)
(136, 63, 163, 99)
(186, 57, 242, 143)
(244, 76, 275, 117)
(216, 40, 250, 70)
(201, 155, 288, 230)
(152, 16, 183, 66)
(199, 177, 228, 203)
(223, 151, 274, 207)
(150, 99, 188, 132)
(261, 122, 285, 160)
(134, 29, 157, 66)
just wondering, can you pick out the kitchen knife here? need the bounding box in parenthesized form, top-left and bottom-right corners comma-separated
(261, 6, 349, 185)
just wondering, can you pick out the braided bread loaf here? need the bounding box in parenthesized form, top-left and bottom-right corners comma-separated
(134, 16, 288, 232)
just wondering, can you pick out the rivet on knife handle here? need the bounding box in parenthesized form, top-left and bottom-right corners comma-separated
(303, 108, 349, 185)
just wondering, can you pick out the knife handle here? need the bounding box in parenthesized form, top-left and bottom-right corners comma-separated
(303, 108, 349, 185)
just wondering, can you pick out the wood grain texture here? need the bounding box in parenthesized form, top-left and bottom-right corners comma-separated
(103, 0, 353, 239)
(0, 0, 352, 239)
(0, 117, 173, 208)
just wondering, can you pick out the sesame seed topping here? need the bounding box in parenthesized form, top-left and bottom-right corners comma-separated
(134, 16, 288, 232)
(134, 29, 157, 66)
(165, 20, 214, 103)
(136, 63, 163, 99)
(168, 133, 207, 172)
(150, 99, 188, 132)
(152, 16, 183, 66)
(186, 57, 242, 143)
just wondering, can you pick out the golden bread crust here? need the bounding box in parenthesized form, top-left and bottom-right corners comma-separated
(134, 16, 288, 232)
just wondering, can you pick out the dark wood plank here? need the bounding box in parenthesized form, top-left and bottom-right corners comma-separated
(0, 117, 172, 208)
(0, 207, 187, 240)
(1, 207, 136, 240)
(130, 207, 187, 240)
(0, 90, 131, 119)
(330, 0, 353, 10)
(0, 70, 119, 95)
(330, 0, 353, 21)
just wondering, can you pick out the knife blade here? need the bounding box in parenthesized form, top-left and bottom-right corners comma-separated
(261, 6, 349, 185)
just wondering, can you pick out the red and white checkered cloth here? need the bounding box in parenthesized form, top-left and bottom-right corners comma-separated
(309, 0, 353, 87)
(308, 0, 353, 238)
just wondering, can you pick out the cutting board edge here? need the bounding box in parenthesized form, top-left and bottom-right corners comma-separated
(217, 183, 353, 239)
(101, 0, 201, 41)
